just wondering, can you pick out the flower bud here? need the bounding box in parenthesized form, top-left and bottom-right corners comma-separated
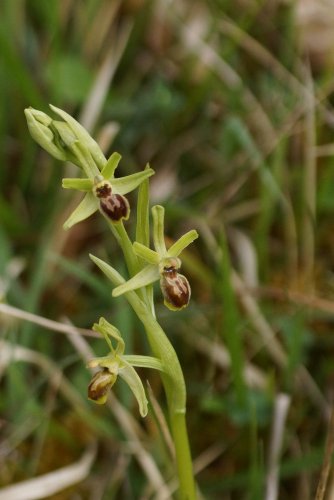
(24, 108, 68, 161)
(49, 104, 106, 171)
(25, 106, 105, 173)
(88, 368, 117, 404)
(51, 120, 78, 149)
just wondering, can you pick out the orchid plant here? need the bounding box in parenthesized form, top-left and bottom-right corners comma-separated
(25, 105, 198, 499)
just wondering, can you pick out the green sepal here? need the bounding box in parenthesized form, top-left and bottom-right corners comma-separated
(62, 178, 94, 191)
(70, 142, 100, 178)
(112, 264, 159, 297)
(123, 355, 164, 372)
(112, 168, 155, 195)
(63, 192, 97, 230)
(118, 363, 148, 417)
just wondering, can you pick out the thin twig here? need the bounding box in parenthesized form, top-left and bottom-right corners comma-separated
(0, 444, 96, 500)
(301, 63, 316, 292)
(265, 394, 291, 500)
(0, 303, 98, 338)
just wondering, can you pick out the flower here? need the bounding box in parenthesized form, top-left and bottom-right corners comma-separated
(112, 205, 198, 310)
(87, 318, 150, 416)
(25, 105, 154, 229)
(61, 156, 154, 229)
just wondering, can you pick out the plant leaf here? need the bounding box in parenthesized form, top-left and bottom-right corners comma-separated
(89, 254, 125, 287)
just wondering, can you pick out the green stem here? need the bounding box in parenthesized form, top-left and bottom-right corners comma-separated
(90, 254, 197, 499)
(107, 221, 149, 306)
(107, 220, 139, 277)
(170, 412, 197, 500)
(128, 299, 197, 500)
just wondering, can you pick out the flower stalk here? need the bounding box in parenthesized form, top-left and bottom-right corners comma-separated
(25, 105, 198, 499)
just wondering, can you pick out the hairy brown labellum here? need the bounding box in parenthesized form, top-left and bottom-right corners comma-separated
(95, 181, 130, 222)
(100, 194, 130, 222)
(88, 368, 116, 404)
(160, 267, 191, 310)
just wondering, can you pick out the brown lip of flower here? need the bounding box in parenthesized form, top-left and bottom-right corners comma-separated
(88, 368, 117, 404)
(94, 179, 130, 222)
(100, 194, 130, 222)
(160, 270, 191, 310)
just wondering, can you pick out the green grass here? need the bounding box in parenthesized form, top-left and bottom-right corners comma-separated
(1, 0, 334, 498)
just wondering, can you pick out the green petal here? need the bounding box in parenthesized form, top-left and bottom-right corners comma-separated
(101, 152, 122, 179)
(62, 178, 94, 191)
(152, 205, 167, 256)
(167, 229, 199, 257)
(112, 168, 155, 195)
(133, 242, 160, 264)
(93, 317, 125, 356)
(49, 104, 107, 170)
(63, 192, 97, 230)
(112, 265, 159, 297)
(118, 364, 148, 417)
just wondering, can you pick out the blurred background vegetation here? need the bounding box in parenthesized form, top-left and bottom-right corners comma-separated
(1, 0, 334, 498)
